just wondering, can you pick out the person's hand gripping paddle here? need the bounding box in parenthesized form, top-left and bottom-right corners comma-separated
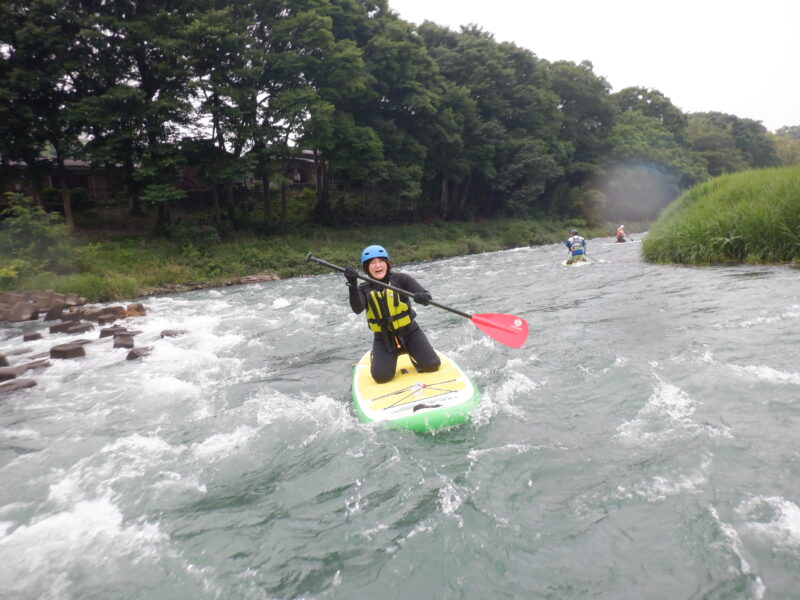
(306, 252, 529, 348)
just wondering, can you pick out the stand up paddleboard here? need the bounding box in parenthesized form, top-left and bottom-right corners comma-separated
(561, 257, 594, 267)
(352, 350, 480, 432)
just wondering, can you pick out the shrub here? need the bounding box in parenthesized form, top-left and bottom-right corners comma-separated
(643, 165, 800, 264)
(169, 221, 222, 248)
(0, 192, 74, 277)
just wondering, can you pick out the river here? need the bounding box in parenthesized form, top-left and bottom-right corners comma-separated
(1, 235, 799, 599)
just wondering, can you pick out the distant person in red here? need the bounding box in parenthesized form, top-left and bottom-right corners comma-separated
(616, 224, 627, 243)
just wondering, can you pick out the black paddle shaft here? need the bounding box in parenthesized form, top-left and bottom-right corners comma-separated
(305, 252, 472, 319)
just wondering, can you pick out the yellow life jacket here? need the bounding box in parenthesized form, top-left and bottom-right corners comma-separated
(365, 288, 412, 333)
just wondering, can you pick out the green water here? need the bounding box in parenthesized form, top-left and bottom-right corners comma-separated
(1, 237, 798, 599)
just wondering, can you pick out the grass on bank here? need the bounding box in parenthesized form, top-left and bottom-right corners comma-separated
(2, 211, 625, 302)
(642, 164, 800, 265)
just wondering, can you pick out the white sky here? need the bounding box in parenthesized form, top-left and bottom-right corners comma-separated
(388, 0, 799, 132)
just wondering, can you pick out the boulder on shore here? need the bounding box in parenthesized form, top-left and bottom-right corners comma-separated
(7, 301, 39, 322)
(113, 334, 135, 349)
(0, 290, 86, 323)
(126, 347, 152, 360)
(50, 342, 87, 359)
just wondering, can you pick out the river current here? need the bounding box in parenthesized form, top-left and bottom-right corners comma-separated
(1, 235, 799, 599)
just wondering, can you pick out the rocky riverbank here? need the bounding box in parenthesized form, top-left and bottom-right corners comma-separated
(0, 272, 280, 396)
(0, 295, 154, 395)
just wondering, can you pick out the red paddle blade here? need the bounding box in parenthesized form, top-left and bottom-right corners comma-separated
(470, 313, 529, 348)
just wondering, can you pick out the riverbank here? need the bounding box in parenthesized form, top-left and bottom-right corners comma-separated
(2, 217, 626, 304)
(642, 164, 800, 264)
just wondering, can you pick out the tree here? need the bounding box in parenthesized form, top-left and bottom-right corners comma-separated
(0, 0, 89, 228)
(687, 114, 747, 175)
(184, 2, 261, 227)
(599, 111, 706, 220)
(776, 125, 800, 140)
(75, 0, 195, 230)
(417, 23, 563, 217)
(613, 87, 689, 144)
(730, 117, 779, 169)
(354, 13, 443, 216)
(547, 60, 614, 170)
(771, 133, 800, 166)
(687, 112, 779, 173)
(543, 60, 614, 219)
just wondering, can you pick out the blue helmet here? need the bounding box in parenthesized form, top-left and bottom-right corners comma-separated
(360, 245, 389, 265)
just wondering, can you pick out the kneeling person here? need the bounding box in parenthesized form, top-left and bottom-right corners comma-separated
(565, 229, 587, 264)
(344, 245, 441, 383)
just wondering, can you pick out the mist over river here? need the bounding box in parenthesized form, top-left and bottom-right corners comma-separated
(1, 235, 799, 599)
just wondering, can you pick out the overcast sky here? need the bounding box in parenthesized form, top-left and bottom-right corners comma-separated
(388, 0, 799, 132)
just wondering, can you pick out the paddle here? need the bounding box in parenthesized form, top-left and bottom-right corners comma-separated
(305, 252, 528, 349)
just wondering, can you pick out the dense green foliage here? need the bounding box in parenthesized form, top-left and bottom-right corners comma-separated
(2, 0, 794, 235)
(642, 165, 800, 264)
(0, 192, 73, 286)
(0, 215, 613, 301)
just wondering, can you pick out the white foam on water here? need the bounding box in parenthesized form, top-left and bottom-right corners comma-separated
(616, 375, 697, 445)
(503, 352, 541, 370)
(252, 389, 352, 432)
(615, 376, 696, 444)
(0, 427, 40, 440)
(271, 297, 291, 309)
(699, 350, 800, 387)
(47, 433, 179, 507)
(0, 497, 166, 598)
(476, 372, 540, 424)
(708, 505, 766, 600)
(447, 329, 497, 356)
(737, 496, 800, 549)
(345, 480, 366, 517)
(149, 470, 207, 496)
(438, 480, 465, 528)
(467, 443, 535, 463)
(137, 373, 202, 401)
(358, 522, 390, 541)
(0, 521, 13, 536)
(726, 364, 800, 386)
(714, 306, 800, 329)
(619, 456, 711, 503)
(190, 425, 258, 460)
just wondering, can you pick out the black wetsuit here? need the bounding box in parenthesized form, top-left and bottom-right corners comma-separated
(348, 271, 441, 383)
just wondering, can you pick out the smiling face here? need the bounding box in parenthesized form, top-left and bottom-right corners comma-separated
(366, 258, 389, 279)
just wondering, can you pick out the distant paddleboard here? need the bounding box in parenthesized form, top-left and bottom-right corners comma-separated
(352, 350, 480, 432)
(599, 239, 641, 246)
(561, 257, 594, 267)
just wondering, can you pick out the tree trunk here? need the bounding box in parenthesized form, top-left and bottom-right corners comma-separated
(280, 185, 288, 223)
(459, 171, 473, 210)
(312, 150, 331, 218)
(156, 203, 170, 233)
(440, 176, 449, 219)
(261, 172, 272, 223)
(56, 155, 74, 231)
(23, 157, 44, 207)
(123, 161, 144, 216)
(212, 182, 222, 225)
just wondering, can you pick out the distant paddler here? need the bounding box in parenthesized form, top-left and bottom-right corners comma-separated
(616, 224, 630, 242)
(565, 229, 587, 264)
